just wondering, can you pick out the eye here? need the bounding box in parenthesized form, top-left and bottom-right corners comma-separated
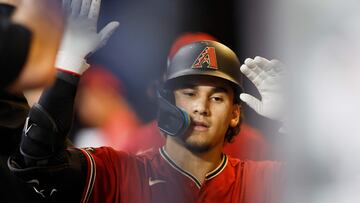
(211, 96, 224, 102)
(182, 90, 195, 97)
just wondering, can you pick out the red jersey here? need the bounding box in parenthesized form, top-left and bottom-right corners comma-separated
(80, 147, 282, 203)
(224, 124, 271, 160)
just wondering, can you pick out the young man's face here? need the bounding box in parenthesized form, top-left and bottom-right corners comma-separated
(173, 76, 240, 152)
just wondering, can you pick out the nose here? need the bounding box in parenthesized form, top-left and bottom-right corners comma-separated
(192, 97, 210, 116)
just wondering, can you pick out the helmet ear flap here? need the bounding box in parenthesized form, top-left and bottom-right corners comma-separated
(156, 88, 191, 137)
(158, 87, 174, 104)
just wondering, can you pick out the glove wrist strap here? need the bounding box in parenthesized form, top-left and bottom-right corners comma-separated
(55, 51, 89, 75)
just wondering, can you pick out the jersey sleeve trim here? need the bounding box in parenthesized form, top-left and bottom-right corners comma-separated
(79, 148, 96, 203)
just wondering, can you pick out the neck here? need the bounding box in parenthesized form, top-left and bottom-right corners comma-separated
(164, 137, 223, 184)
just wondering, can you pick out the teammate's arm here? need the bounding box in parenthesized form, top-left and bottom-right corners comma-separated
(8, 0, 119, 201)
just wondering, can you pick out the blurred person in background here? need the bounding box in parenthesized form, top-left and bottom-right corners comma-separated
(0, 0, 64, 202)
(1, 0, 63, 92)
(74, 67, 164, 152)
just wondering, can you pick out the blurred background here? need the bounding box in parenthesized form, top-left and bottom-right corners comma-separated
(274, 0, 360, 202)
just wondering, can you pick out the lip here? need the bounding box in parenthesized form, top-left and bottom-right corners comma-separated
(192, 121, 210, 131)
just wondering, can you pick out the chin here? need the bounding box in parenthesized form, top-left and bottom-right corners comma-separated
(180, 131, 219, 153)
(183, 138, 212, 153)
(185, 143, 211, 153)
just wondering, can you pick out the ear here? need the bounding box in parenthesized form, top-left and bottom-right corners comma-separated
(230, 104, 240, 127)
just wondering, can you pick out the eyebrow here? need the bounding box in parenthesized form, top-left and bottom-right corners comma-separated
(211, 87, 229, 94)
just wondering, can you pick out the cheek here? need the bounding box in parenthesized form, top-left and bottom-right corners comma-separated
(174, 95, 191, 111)
(211, 105, 234, 129)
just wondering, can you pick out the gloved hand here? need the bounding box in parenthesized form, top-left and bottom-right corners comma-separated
(240, 56, 284, 121)
(56, 0, 119, 75)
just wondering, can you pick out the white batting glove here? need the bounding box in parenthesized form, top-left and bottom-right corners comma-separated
(56, 0, 119, 75)
(240, 56, 284, 121)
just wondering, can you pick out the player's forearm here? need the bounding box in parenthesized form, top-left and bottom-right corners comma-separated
(7, 71, 87, 202)
(38, 71, 79, 136)
(19, 71, 79, 164)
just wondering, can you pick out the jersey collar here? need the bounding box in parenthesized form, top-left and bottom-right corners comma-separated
(205, 153, 228, 180)
(159, 146, 228, 188)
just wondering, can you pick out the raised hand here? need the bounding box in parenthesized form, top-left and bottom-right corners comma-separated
(56, 0, 119, 75)
(240, 56, 284, 121)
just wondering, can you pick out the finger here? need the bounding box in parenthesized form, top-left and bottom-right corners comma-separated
(99, 21, 119, 45)
(88, 0, 101, 24)
(244, 58, 257, 69)
(259, 60, 283, 77)
(245, 58, 269, 77)
(240, 64, 263, 83)
(247, 61, 266, 76)
(240, 64, 256, 79)
(80, 0, 91, 16)
(244, 58, 253, 64)
(255, 57, 276, 75)
(240, 93, 262, 113)
(271, 59, 281, 64)
(254, 56, 270, 68)
(240, 64, 249, 74)
(251, 70, 268, 87)
(254, 57, 284, 79)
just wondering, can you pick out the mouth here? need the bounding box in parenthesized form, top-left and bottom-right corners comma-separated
(192, 120, 210, 132)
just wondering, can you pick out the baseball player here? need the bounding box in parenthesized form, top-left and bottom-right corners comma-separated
(8, 0, 284, 202)
(0, 0, 64, 92)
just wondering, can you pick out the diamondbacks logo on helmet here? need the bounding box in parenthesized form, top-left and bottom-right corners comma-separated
(192, 47, 218, 70)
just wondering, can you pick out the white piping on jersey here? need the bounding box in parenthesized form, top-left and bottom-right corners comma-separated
(80, 148, 96, 203)
(205, 154, 228, 180)
(159, 147, 228, 189)
(160, 147, 202, 188)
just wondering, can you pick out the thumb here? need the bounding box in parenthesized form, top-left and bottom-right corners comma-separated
(240, 93, 262, 113)
(98, 21, 120, 49)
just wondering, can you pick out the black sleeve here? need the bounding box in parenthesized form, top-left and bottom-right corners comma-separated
(39, 71, 79, 136)
(0, 90, 29, 156)
(8, 71, 88, 202)
(20, 71, 79, 162)
(8, 148, 88, 202)
(0, 17, 32, 88)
